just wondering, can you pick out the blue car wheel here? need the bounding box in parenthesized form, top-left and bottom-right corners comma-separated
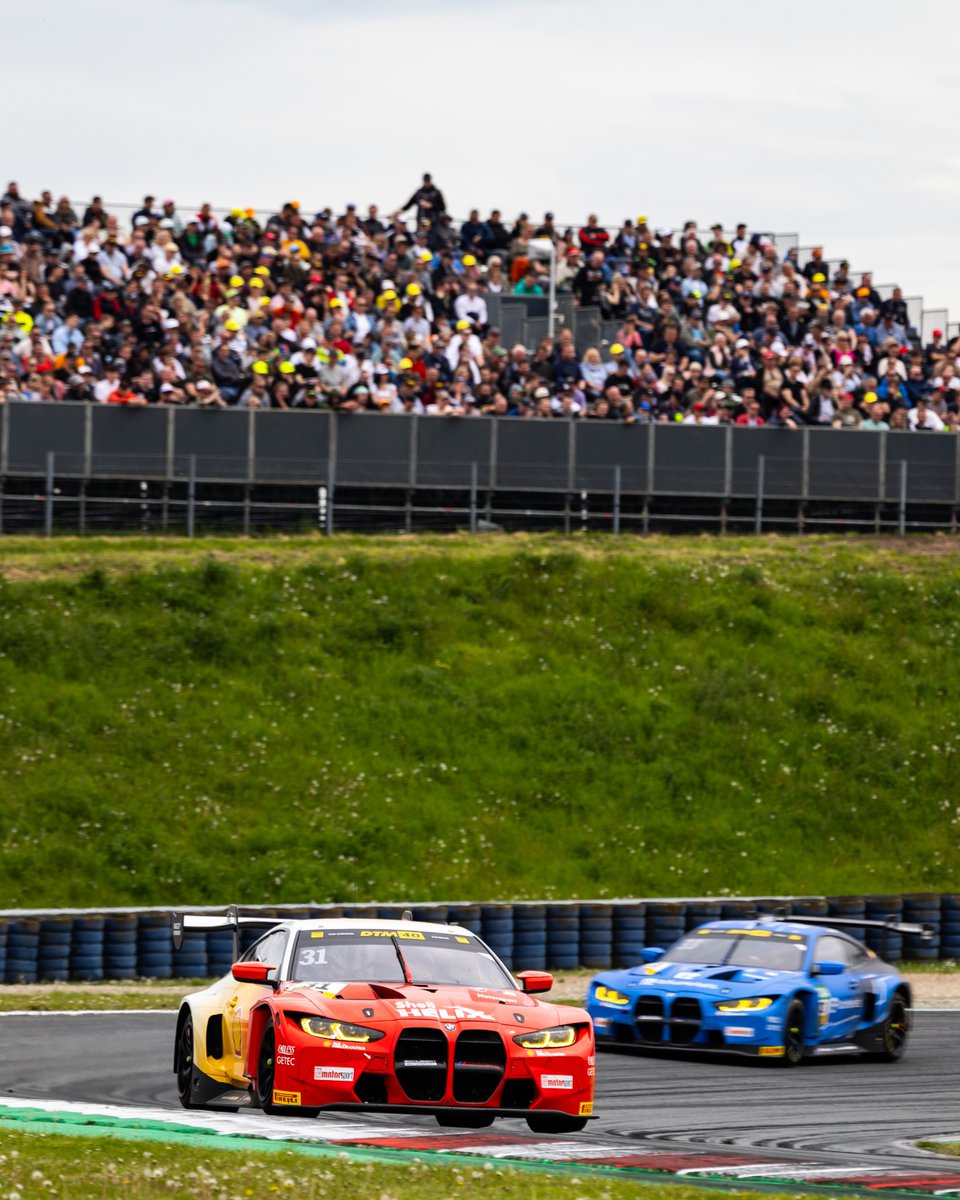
(778, 1000, 806, 1067)
(874, 993, 910, 1062)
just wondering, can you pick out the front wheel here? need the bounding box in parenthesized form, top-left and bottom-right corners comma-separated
(436, 1112, 495, 1129)
(526, 1114, 589, 1134)
(874, 994, 910, 1062)
(256, 1028, 319, 1117)
(176, 1016, 199, 1108)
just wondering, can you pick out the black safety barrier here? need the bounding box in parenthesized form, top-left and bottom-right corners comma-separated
(4, 403, 959, 507)
(0, 894, 954, 983)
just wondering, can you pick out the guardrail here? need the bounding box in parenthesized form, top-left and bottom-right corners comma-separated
(1, 894, 955, 981)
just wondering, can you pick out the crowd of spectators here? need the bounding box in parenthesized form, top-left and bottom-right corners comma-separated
(1, 175, 958, 432)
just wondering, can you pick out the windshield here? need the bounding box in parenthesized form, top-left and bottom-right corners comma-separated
(663, 929, 808, 972)
(292, 928, 514, 989)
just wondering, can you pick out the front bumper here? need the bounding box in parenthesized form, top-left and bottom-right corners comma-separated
(589, 994, 788, 1057)
(272, 1020, 595, 1117)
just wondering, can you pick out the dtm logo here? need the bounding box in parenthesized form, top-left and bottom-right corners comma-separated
(393, 1000, 487, 1022)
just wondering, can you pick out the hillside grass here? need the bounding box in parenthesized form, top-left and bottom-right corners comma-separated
(1, 534, 959, 909)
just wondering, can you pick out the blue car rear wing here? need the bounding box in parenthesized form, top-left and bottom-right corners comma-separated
(756, 912, 933, 940)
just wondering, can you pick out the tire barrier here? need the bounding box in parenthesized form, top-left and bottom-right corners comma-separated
(789, 897, 830, 918)
(546, 903, 580, 971)
(38, 916, 73, 983)
(104, 915, 138, 980)
(612, 902, 646, 968)
(864, 895, 904, 962)
(646, 901, 686, 950)
(6, 918, 39, 984)
(70, 915, 105, 982)
(445, 904, 482, 936)
(684, 901, 722, 932)
(136, 913, 173, 980)
(1, 894, 956, 983)
(513, 903, 547, 971)
(902, 893, 942, 962)
(827, 896, 866, 945)
(480, 903, 514, 970)
(941, 894, 960, 959)
(579, 904, 613, 970)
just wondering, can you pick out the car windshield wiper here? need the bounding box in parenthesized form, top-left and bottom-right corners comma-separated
(390, 936, 412, 984)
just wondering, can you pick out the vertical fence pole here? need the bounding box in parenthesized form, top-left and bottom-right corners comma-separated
(187, 455, 196, 539)
(326, 456, 335, 536)
(899, 459, 908, 536)
(45, 452, 55, 537)
(755, 455, 765, 536)
(469, 462, 478, 534)
(613, 464, 621, 535)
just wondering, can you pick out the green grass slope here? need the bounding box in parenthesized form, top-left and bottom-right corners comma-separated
(0, 535, 958, 909)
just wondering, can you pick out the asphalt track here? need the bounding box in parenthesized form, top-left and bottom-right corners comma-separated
(2, 1011, 960, 1193)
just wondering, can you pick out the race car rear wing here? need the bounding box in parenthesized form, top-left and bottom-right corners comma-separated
(172, 906, 283, 960)
(758, 912, 934, 940)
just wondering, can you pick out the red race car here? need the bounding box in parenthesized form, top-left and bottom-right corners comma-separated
(174, 911, 595, 1133)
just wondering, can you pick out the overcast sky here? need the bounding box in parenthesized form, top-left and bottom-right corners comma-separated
(8, 0, 960, 323)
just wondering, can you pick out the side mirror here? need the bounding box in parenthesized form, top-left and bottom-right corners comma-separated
(641, 947, 665, 963)
(812, 960, 844, 977)
(516, 970, 553, 994)
(231, 961, 277, 985)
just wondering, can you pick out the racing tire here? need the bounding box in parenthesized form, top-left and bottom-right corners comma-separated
(777, 1000, 806, 1067)
(873, 994, 910, 1062)
(525, 1114, 589, 1134)
(436, 1113, 495, 1129)
(255, 1028, 320, 1118)
(176, 1016, 201, 1109)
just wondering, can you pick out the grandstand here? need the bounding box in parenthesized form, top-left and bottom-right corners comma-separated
(1, 179, 958, 433)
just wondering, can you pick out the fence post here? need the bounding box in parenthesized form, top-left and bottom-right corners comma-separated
(187, 455, 196, 539)
(613, 464, 621, 535)
(469, 462, 478, 534)
(899, 459, 907, 536)
(45, 452, 55, 537)
(755, 455, 765, 536)
(326, 455, 335, 536)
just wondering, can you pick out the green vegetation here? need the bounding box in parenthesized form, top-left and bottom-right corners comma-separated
(918, 1142, 960, 1157)
(0, 1128, 795, 1200)
(1, 534, 959, 908)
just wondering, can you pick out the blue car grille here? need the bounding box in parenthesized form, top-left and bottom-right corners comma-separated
(634, 994, 703, 1044)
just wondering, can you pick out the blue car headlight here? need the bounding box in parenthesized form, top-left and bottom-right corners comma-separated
(594, 985, 631, 1006)
(713, 997, 777, 1013)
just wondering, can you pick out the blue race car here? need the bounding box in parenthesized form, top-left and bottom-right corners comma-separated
(587, 916, 922, 1065)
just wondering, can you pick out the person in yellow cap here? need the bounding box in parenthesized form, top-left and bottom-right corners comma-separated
(229, 274, 244, 288)
(251, 360, 270, 375)
(214, 289, 249, 329)
(462, 254, 477, 268)
(861, 392, 889, 431)
(376, 287, 400, 314)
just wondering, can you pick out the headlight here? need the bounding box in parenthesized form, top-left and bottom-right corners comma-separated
(299, 1017, 385, 1042)
(713, 997, 776, 1013)
(513, 1024, 577, 1049)
(594, 985, 630, 1006)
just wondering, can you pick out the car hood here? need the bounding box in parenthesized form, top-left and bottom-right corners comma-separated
(596, 962, 803, 996)
(278, 981, 580, 1028)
